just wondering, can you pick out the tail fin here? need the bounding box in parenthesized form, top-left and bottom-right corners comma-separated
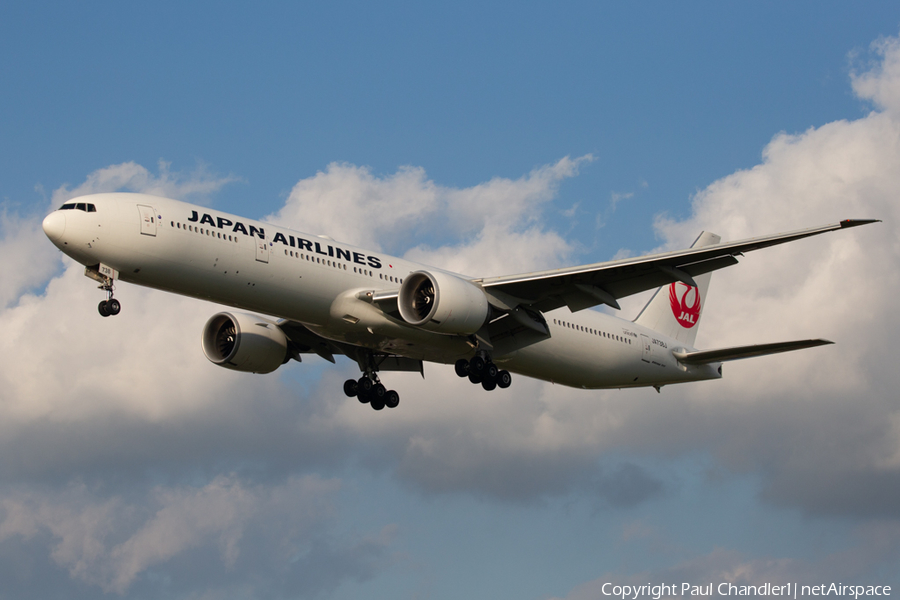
(633, 231, 720, 347)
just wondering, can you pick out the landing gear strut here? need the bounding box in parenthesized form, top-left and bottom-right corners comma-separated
(455, 352, 511, 392)
(343, 362, 400, 411)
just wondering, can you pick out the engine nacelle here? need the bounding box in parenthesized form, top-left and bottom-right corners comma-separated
(398, 270, 490, 334)
(201, 312, 289, 374)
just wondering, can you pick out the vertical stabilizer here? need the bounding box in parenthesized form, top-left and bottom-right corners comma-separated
(633, 231, 720, 347)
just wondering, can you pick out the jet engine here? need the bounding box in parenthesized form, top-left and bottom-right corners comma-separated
(398, 270, 490, 334)
(201, 312, 289, 374)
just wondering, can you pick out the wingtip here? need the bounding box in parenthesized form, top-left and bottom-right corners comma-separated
(840, 219, 881, 228)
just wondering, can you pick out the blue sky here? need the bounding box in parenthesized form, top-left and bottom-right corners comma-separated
(2, 3, 900, 599)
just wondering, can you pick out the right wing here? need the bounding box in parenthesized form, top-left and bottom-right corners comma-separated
(477, 219, 878, 314)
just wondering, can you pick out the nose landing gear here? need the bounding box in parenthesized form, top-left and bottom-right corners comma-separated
(86, 264, 122, 317)
(96, 280, 121, 317)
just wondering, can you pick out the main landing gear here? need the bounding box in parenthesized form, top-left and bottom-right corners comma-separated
(343, 372, 400, 411)
(455, 353, 511, 392)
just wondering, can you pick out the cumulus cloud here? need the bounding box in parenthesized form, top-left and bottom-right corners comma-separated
(852, 34, 900, 117)
(0, 210, 59, 308)
(266, 156, 591, 276)
(50, 160, 240, 208)
(0, 475, 389, 596)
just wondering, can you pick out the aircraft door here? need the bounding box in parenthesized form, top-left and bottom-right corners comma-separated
(137, 204, 157, 236)
(640, 334, 651, 363)
(255, 237, 269, 263)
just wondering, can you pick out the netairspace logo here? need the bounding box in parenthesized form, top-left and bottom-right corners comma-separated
(600, 583, 892, 600)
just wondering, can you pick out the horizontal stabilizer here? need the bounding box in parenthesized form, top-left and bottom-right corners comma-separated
(672, 339, 834, 365)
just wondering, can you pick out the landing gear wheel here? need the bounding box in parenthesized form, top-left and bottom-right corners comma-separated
(343, 379, 358, 397)
(497, 370, 512, 389)
(107, 298, 121, 315)
(468, 372, 482, 385)
(370, 395, 386, 411)
(482, 379, 497, 391)
(455, 359, 469, 377)
(358, 376, 373, 394)
(468, 356, 485, 375)
(372, 383, 386, 401)
(384, 390, 400, 409)
(98, 300, 110, 317)
(485, 362, 499, 381)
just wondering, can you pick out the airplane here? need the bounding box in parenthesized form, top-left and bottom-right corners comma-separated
(41, 192, 878, 410)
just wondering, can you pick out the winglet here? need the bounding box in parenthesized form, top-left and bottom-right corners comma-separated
(840, 219, 881, 228)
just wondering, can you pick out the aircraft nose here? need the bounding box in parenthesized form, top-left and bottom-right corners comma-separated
(42, 211, 66, 241)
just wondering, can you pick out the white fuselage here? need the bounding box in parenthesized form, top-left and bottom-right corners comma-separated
(43, 193, 721, 389)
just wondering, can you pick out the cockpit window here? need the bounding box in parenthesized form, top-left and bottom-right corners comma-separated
(58, 203, 97, 212)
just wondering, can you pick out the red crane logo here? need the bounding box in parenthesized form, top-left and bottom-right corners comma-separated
(669, 282, 701, 328)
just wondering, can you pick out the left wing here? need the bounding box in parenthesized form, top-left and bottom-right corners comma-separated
(478, 219, 878, 314)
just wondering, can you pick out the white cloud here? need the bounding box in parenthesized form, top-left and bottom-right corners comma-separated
(0, 209, 60, 308)
(50, 160, 239, 208)
(266, 156, 592, 275)
(852, 34, 900, 117)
